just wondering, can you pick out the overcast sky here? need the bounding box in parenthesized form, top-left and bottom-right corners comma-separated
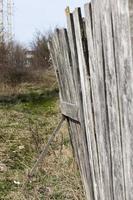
(14, 0, 88, 45)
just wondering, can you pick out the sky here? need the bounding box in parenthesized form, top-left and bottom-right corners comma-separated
(14, 0, 88, 45)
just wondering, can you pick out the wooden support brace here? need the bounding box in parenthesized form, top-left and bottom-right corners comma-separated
(60, 101, 79, 122)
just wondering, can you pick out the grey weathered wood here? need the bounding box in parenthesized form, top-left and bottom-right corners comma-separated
(60, 101, 79, 121)
(110, 0, 133, 199)
(66, 11, 94, 200)
(49, 24, 92, 199)
(49, 32, 80, 164)
(129, 0, 133, 55)
(100, 0, 126, 199)
(60, 25, 93, 200)
(73, 7, 102, 200)
(51, 30, 80, 161)
(49, 0, 133, 199)
(84, 2, 112, 200)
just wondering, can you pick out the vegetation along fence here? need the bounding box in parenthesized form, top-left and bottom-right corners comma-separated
(48, 0, 133, 199)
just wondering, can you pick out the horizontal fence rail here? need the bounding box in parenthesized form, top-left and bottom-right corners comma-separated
(48, 0, 133, 199)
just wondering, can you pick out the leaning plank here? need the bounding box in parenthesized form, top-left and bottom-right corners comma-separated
(66, 11, 94, 200)
(73, 7, 102, 200)
(54, 29, 73, 103)
(57, 29, 75, 103)
(50, 31, 83, 172)
(52, 27, 93, 199)
(59, 25, 94, 200)
(51, 33, 66, 101)
(48, 39, 64, 102)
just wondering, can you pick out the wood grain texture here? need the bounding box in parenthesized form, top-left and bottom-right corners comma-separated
(60, 101, 79, 121)
(49, 0, 133, 199)
(73, 7, 102, 200)
(100, 1, 125, 199)
(49, 20, 93, 200)
(85, 2, 112, 199)
(110, 0, 133, 199)
(66, 12, 94, 200)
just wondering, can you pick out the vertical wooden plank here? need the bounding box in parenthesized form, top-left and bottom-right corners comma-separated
(66, 12, 94, 200)
(58, 29, 76, 102)
(49, 33, 81, 169)
(59, 27, 94, 200)
(53, 29, 83, 166)
(84, 2, 113, 200)
(48, 39, 64, 101)
(56, 31, 72, 102)
(73, 7, 103, 200)
(49, 27, 93, 200)
(66, 13, 80, 99)
(99, 0, 127, 199)
(57, 29, 88, 184)
(129, 1, 133, 54)
(110, 0, 133, 199)
(129, 0, 133, 58)
(52, 32, 67, 101)
(49, 1, 133, 199)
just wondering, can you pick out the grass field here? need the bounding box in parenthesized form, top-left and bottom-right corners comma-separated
(0, 70, 85, 200)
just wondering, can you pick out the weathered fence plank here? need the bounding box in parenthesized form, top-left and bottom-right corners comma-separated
(58, 29, 93, 197)
(129, 0, 133, 55)
(49, 0, 133, 199)
(73, 7, 102, 200)
(85, 2, 112, 199)
(49, 22, 94, 200)
(100, 0, 126, 199)
(110, 0, 133, 199)
(66, 12, 94, 199)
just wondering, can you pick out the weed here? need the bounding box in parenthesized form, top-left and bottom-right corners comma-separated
(0, 80, 85, 200)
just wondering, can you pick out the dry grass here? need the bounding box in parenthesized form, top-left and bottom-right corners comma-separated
(0, 68, 58, 97)
(0, 70, 85, 200)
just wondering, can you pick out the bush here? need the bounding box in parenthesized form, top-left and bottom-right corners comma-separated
(0, 41, 28, 85)
(8, 42, 27, 69)
(31, 32, 51, 69)
(0, 32, 52, 86)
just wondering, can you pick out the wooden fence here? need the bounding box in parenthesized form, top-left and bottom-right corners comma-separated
(129, 0, 133, 56)
(48, 0, 133, 199)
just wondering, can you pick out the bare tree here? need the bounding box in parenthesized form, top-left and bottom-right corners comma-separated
(31, 32, 50, 69)
(7, 41, 27, 69)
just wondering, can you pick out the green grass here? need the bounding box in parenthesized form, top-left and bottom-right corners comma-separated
(0, 81, 85, 200)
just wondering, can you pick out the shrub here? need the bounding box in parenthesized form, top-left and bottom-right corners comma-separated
(31, 32, 51, 70)
(0, 41, 28, 85)
(0, 32, 52, 86)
